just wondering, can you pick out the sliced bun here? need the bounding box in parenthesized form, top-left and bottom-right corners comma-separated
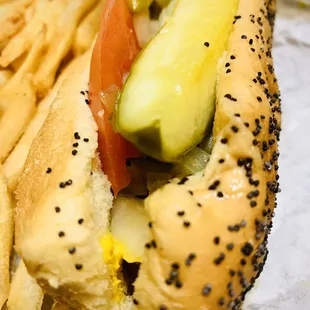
(15, 50, 131, 309)
(133, 0, 280, 309)
(15, 0, 280, 309)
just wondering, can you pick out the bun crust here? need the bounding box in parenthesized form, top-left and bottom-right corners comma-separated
(133, 0, 280, 309)
(134, 120, 267, 310)
(15, 51, 122, 309)
(15, 0, 280, 309)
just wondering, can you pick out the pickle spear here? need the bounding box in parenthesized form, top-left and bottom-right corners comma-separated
(127, 0, 152, 12)
(127, 0, 172, 13)
(116, 0, 239, 162)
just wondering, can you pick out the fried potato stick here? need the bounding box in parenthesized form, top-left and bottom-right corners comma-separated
(0, 0, 32, 50)
(10, 53, 26, 72)
(34, 0, 98, 96)
(0, 69, 13, 89)
(0, 0, 65, 68)
(6, 0, 67, 71)
(3, 48, 92, 192)
(7, 260, 43, 310)
(52, 302, 73, 310)
(1, 26, 46, 91)
(41, 295, 54, 310)
(0, 76, 36, 163)
(2, 91, 54, 192)
(73, 0, 105, 56)
(0, 165, 13, 309)
(0, 29, 47, 163)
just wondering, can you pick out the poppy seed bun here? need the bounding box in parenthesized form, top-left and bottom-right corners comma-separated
(133, 0, 280, 309)
(15, 0, 280, 309)
(134, 119, 268, 310)
(15, 51, 131, 310)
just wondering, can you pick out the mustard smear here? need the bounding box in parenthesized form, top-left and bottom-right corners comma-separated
(100, 233, 125, 303)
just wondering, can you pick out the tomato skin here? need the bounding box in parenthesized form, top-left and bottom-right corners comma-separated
(89, 0, 140, 196)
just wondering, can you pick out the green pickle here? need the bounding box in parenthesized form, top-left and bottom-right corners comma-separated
(298, 1, 310, 8)
(117, 0, 239, 162)
(127, 0, 152, 12)
(127, 0, 172, 13)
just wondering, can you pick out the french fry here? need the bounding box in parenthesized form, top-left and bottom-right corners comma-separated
(6, 0, 67, 71)
(3, 48, 92, 193)
(0, 69, 13, 89)
(44, 0, 69, 44)
(72, 0, 105, 56)
(41, 295, 54, 310)
(7, 260, 43, 310)
(2, 76, 65, 192)
(1, 26, 46, 91)
(10, 53, 26, 72)
(0, 0, 56, 68)
(51, 302, 72, 310)
(0, 28, 47, 163)
(2, 91, 52, 192)
(34, 0, 98, 96)
(0, 165, 13, 309)
(0, 0, 32, 51)
(0, 19, 23, 52)
(0, 75, 36, 163)
(23, 1, 34, 22)
(1, 303, 8, 310)
(10, 249, 21, 279)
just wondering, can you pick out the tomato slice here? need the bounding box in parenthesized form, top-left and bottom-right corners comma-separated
(89, 0, 141, 196)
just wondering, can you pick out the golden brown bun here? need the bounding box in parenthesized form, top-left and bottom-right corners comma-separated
(15, 50, 132, 310)
(133, 0, 280, 309)
(15, 0, 280, 309)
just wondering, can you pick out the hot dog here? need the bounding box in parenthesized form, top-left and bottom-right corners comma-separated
(15, 0, 281, 309)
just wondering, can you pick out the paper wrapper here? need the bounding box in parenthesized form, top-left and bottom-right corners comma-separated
(244, 2, 310, 309)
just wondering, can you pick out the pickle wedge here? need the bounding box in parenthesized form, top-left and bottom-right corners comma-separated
(116, 0, 239, 162)
(127, 0, 152, 12)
